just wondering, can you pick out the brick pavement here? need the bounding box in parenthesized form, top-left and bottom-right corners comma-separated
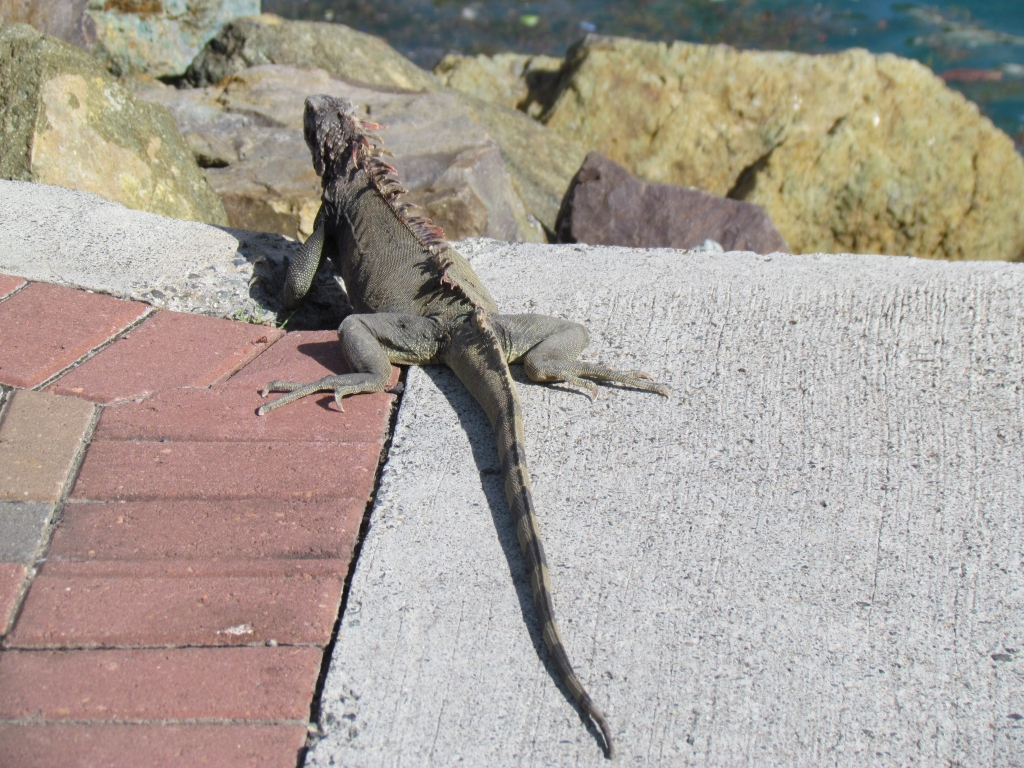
(0, 274, 397, 767)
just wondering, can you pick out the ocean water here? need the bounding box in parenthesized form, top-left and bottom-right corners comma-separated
(264, 0, 1024, 146)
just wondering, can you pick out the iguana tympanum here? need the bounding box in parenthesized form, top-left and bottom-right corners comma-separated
(258, 94, 669, 759)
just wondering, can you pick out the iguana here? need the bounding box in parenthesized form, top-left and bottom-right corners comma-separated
(258, 94, 669, 759)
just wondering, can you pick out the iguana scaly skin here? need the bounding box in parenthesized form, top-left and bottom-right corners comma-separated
(258, 94, 669, 759)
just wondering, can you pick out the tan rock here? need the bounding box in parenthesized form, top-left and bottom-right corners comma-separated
(185, 15, 440, 93)
(0, 24, 227, 225)
(541, 35, 1024, 261)
(434, 52, 562, 117)
(456, 96, 587, 237)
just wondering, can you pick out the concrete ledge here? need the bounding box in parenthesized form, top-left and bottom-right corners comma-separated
(308, 242, 1024, 766)
(0, 180, 346, 329)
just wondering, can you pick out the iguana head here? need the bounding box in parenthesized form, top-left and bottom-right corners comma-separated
(303, 94, 365, 178)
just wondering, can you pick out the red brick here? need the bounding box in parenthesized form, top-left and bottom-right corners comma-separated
(94, 382, 394, 443)
(0, 724, 307, 768)
(7, 560, 346, 648)
(0, 562, 27, 634)
(0, 646, 321, 720)
(50, 499, 362, 561)
(0, 283, 150, 389)
(71, 440, 381, 502)
(226, 329, 347, 387)
(0, 274, 26, 300)
(225, 329, 399, 386)
(48, 311, 284, 404)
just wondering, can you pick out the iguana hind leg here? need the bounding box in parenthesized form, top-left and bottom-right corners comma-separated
(493, 314, 669, 399)
(258, 313, 443, 414)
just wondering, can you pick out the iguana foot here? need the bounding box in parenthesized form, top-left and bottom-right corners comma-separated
(257, 374, 383, 414)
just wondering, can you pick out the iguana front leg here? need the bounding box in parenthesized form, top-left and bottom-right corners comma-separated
(492, 314, 670, 399)
(258, 313, 444, 414)
(282, 208, 329, 310)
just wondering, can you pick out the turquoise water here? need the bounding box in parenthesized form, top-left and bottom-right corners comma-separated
(264, 0, 1024, 145)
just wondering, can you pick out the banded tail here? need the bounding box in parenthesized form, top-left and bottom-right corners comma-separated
(445, 314, 616, 760)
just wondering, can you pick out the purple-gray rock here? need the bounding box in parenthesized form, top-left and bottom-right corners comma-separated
(0, 0, 93, 48)
(556, 152, 789, 254)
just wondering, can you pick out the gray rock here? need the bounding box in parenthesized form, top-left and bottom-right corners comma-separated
(308, 239, 1024, 767)
(0, 23, 227, 225)
(84, 0, 259, 78)
(0, 0, 93, 48)
(136, 66, 546, 243)
(556, 152, 790, 254)
(184, 14, 439, 92)
(0, 179, 347, 330)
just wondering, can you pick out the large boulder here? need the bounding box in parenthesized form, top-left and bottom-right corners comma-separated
(136, 65, 546, 243)
(538, 35, 1024, 261)
(184, 15, 440, 92)
(434, 52, 562, 118)
(86, 0, 259, 78)
(172, 17, 584, 238)
(0, 24, 227, 225)
(556, 152, 789, 254)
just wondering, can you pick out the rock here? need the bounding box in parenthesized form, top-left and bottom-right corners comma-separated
(0, 24, 227, 225)
(431, 55, 589, 231)
(85, 0, 259, 78)
(434, 52, 562, 117)
(0, 0, 94, 47)
(556, 152, 789, 254)
(456, 96, 586, 237)
(184, 14, 439, 92)
(136, 65, 545, 243)
(541, 35, 1024, 262)
(170, 16, 584, 238)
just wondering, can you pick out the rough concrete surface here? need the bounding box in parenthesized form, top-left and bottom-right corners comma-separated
(0, 180, 353, 328)
(308, 241, 1024, 767)
(0, 179, 237, 296)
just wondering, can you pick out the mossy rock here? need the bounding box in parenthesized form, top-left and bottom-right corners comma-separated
(0, 23, 227, 225)
(541, 35, 1024, 261)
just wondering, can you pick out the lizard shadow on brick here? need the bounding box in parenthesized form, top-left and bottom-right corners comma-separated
(289, 341, 358, 413)
(421, 365, 605, 744)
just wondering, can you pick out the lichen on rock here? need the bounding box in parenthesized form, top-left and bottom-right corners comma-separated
(0, 23, 227, 225)
(85, 0, 260, 78)
(538, 35, 1024, 261)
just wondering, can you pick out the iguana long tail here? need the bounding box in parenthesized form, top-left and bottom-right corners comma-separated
(445, 312, 616, 760)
